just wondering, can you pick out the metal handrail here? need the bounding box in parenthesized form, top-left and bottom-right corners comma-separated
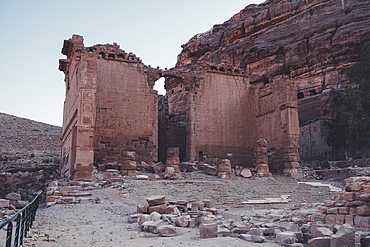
(0, 191, 42, 247)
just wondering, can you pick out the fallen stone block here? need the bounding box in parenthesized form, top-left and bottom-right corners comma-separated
(199, 223, 218, 238)
(275, 231, 298, 244)
(240, 168, 252, 178)
(249, 228, 263, 236)
(157, 225, 177, 237)
(0, 199, 10, 208)
(141, 220, 154, 232)
(138, 214, 151, 226)
(217, 159, 231, 172)
(128, 214, 141, 223)
(136, 175, 148, 180)
(330, 223, 355, 247)
(312, 227, 333, 238)
(150, 212, 161, 221)
(149, 174, 160, 181)
(152, 162, 165, 174)
(15, 200, 29, 209)
(6, 192, 21, 201)
(146, 195, 166, 206)
(206, 165, 217, 176)
(251, 235, 264, 243)
(203, 199, 211, 208)
(148, 204, 166, 214)
(175, 216, 189, 227)
(137, 202, 148, 213)
(308, 237, 330, 247)
(240, 234, 252, 241)
(164, 167, 175, 179)
(148, 220, 164, 234)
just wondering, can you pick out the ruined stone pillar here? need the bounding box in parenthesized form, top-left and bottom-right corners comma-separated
(255, 139, 272, 177)
(166, 147, 180, 172)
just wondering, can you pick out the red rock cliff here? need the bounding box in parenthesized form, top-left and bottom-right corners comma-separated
(176, 0, 370, 92)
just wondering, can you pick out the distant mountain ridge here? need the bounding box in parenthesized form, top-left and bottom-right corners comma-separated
(0, 112, 61, 158)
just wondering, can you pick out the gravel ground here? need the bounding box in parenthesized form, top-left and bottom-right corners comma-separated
(22, 173, 344, 246)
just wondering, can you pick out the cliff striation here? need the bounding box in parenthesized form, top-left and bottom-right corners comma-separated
(176, 0, 370, 96)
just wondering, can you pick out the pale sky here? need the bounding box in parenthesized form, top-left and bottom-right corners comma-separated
(0, 0, 264, 126)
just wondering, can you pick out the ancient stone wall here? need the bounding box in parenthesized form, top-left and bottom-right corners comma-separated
(59, 35, 161, 180)
(163, 63, 301, 174)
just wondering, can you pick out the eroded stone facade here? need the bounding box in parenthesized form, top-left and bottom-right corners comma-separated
(162, 62, 301, 175)
(59, 35, 161, 180)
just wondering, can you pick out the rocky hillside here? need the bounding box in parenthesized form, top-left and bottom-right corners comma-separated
(176, 0, 370, 90)
(0, 112, 61, 160)
(0, 113, 62, 199)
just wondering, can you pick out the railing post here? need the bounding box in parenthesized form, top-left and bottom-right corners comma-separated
(14, 214, 21, 247)
(5, 221, 12, 247)
(19, 210, 26, 245)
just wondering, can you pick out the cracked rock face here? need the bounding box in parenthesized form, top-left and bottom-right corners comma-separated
(176, 0, 370, 85)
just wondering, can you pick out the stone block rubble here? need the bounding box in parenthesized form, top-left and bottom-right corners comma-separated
(0, 192, 31, 221)
(45, 180, 102, 207)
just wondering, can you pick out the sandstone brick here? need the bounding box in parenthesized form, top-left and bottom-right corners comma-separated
(240, 168, 252, 178)
(338, 207, 350, 215)
(356, 206, 370, 216)
(175, 216, 189, 227)
(0, 199, 10, 208)
(335, 215, 345, 225)
(137, 202, 148, 213)
(157, 225, 177, 237)
(138, 214, 151, 226)
(152, 162, 165, 173)
(206, 165, 217, 176)
(343, 192, 355, 202)
(148, 220, 164, 234)
(217, 160, 231, 172)
(148, 204, 166, 214)
(344, 215, 354, 226)
(275, 231, 298, 244)
(5, 192, 21, 201)
(121, 160, 136, 170)
(203, 199, 211, 208)
(167, 147, 179, 157)
(354, 216, 370, 228)
(146, 195, 165, 206)
(325, 215, 336, 224)
(330, 223, 355, 247)
(307, 237, 330, 247)
(199, 223, 218, 238)
(121, 151, 136, 161)
(326, 207, 339, 215)
(164, 167, 175, 179)
(128, 214, 140, 223)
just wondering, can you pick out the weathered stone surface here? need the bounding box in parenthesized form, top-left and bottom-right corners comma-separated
(240, 168, 252, 178)
(157, 225, 177, 237)
(146, 196, 166, 206)
(14, 200, 29, 209)
(104, 169, 123, 182)
(137, 202, 148, 213)
(152, 162, 165, 174)
(148, 204, 166, 214)
(138, 214, 151, 226)
(6, 192, 21, 201)
(308, 237, 331, 247)
(150, 212, 161, 221)
(175, 216, 189, 227)
(330, 224, 355, 247)
(356, 206, 370, 216)
(164, 167, 175, 179)
(148, 220, 164, 234)
(199, 223, 218, 238)
(128, 214, 140, 223)
(121, 160, 137, 170)
(275, 231, 298, 244)
(0, 199, 10, 208)
(217, 159, 231, 172)
(59, 35, 160, 180)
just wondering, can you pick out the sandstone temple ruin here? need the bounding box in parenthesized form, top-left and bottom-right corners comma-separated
(59, 0, 370, 180)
